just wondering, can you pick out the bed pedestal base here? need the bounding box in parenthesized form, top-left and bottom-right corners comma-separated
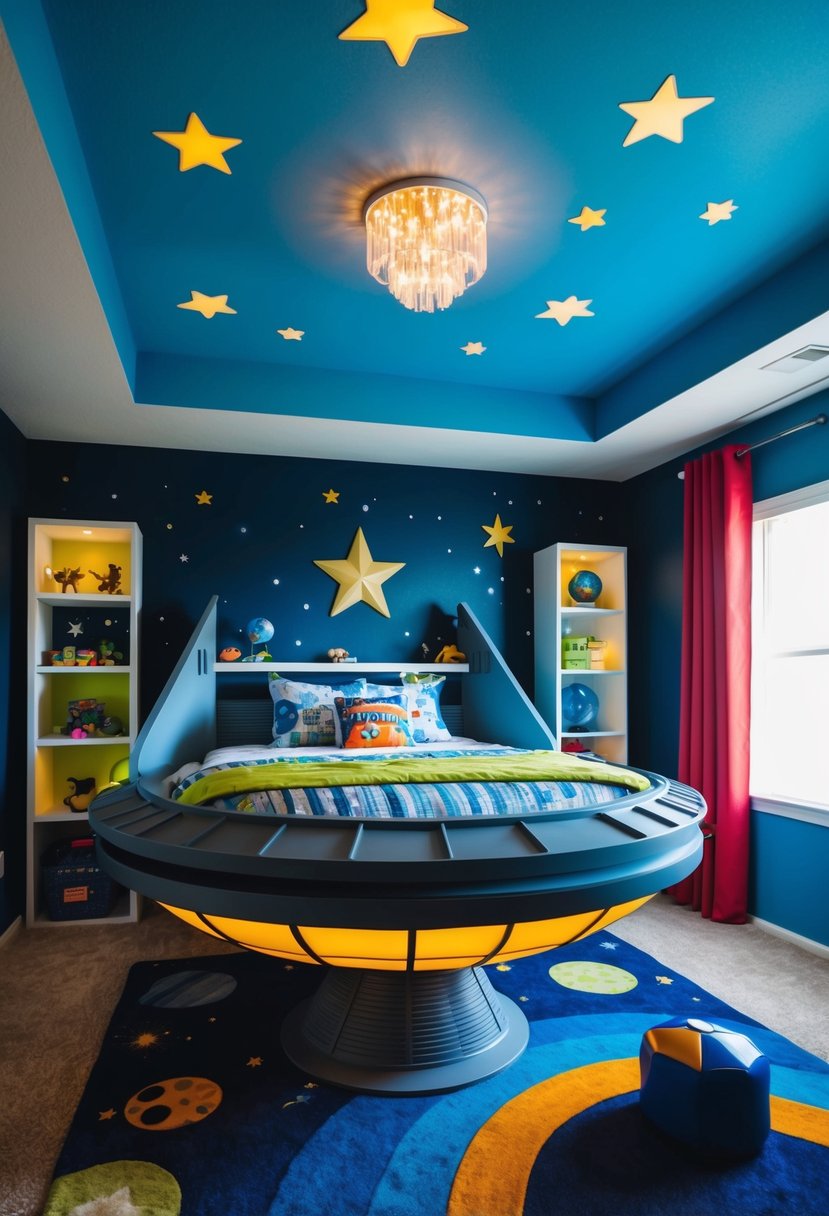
(280, 964, 529, 1095)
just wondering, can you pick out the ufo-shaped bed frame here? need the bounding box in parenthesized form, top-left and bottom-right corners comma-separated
(90, 598, 705, 1095)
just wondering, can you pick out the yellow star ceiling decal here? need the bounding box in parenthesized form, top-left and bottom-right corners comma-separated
(700, 199, 738, 225)
(568, 206, 606, 231)
(277, 327, 304, 341)
(323, 488, 340, 503)
(619, 75, 714, 147)
(482, 514, 515, 558)
(461, 341, 486, 355)
(153, 112, 242, 173)
(339, 0, 468, 68)
(195, 490, 213, 505)
(178, 292, 237, 319)
(314, 527, 405, 617)
(535, 297, 594, 326)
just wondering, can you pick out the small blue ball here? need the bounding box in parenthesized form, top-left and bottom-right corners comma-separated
(561, 682, 599, 729)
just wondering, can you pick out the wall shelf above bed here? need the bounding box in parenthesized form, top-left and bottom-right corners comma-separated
(214, 662, 470, 674)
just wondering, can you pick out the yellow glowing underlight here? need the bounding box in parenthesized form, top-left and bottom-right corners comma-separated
(160, 897, 651, 970)
(364, 178, 487, 313)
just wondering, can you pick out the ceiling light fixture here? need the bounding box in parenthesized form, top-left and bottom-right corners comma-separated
(364, 177, 487, 313)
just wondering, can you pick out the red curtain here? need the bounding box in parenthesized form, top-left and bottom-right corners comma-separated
(669, 445, 753, 923)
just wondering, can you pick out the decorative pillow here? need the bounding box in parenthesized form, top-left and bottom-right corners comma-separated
(364, 676, 452, 744)
(335, 694, 415, 749)
(269, 676, 366, 747)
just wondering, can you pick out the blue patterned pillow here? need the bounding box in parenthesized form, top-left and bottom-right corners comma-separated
(364, 677, 451, 744)
(269, 677, 365, 747)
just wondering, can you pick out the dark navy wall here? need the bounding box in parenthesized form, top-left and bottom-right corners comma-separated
(626, 392, 829, 948)
(0, 410, 27, 937)
(4, 431, 627, 924)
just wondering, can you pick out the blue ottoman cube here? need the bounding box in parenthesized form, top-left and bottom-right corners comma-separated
(639, 1016, 770, 1157)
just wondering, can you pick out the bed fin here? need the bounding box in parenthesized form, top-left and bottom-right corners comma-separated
(132, 596, 218, 780)
(457, 602, 556, 750)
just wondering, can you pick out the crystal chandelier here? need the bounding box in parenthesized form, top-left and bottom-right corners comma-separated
(364, 177, 487, 313)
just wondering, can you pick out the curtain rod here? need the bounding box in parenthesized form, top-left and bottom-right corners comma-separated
(677, 413, 827, 480)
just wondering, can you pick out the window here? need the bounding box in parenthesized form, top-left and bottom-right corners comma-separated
(751, 480, 829, 810)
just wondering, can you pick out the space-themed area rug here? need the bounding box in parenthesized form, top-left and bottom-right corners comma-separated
(45, 932, 829, 1216)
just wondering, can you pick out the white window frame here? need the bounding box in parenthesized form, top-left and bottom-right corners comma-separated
(751, 477, 829, 826)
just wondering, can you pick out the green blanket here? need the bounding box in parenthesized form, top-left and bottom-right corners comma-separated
(175, 750, 651, 806)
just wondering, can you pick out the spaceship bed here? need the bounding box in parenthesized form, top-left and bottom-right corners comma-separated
(89, 598, 705, 1095)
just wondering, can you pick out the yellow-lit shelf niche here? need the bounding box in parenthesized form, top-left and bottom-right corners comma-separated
(533, 542, 628, 765)
(26, 519, 142, 926)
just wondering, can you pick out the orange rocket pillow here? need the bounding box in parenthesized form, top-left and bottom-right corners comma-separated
(334, 695, 414, 750)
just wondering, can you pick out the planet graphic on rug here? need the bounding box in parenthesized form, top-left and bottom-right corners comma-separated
(548, 960, 638, 993)
(139, 970, 238, 1009)
(125, 1077, 222, 1130)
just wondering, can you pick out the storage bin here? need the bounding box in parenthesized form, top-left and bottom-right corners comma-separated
(41, 836, 118, 921)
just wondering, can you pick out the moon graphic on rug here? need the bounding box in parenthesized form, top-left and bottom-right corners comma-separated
(547, 961, 638, 993)
(124, 1077, 222, 1130)
(139, 970, 238, 1008)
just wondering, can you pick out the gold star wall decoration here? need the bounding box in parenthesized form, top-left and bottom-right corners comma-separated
(482, 514, 515, 558)
(314, 527, 405, 617)
(535, 297, 594, 326)
(568, 206, 606, 231)
(277, 328, 304, 341)
(462, 341, 486, 355)
(323, 489, 340, 503)
(178, 292, 237, 319)
(339, 0, 468, 67)
(153, 112, 242, 173)
(619, 75, 714, 146)
(195, 490, 213, 505)
(700, 200, 738, 225)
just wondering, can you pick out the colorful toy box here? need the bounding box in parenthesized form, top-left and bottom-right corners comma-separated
(561, 636, 592, 669)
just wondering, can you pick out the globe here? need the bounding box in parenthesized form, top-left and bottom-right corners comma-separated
(568, 569, 602, 604)
(246, 617, 274, 645)
(561, 682, 599, 731)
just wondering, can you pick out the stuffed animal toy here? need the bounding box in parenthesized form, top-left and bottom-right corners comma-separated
(328, 647, 350, 662)
(434, 644, 466, 663)
(63, 776, 97, 813)
(89, 564, 122, 594)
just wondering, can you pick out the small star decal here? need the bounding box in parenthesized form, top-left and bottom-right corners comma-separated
(339, 0, 468, 68)
(535, 297, 594, 326)
(178, 292, 237, 319)
(208, 1017, 217, 1023)
(700, 200, 738, 226)
(247, 1056, 263, 1068)
(132, 1032, 160, 1049)
(323, 489, 340, 504)
(195, 489, 213, 505)
(277, 328, 304, 341)
(599, 941, 619, 950)
(98, 1108, 117, 1121)
(519, 995, 529, 1003)
(655, 975, 674, 985)
(461, 341, 486, 355)
(568, 206, 606, 231)
(495, 963, 512, 972)
(619, 75, 714, 147)
(482, 514, 515, 558)
(282, 1093, 313, 1108)
(67, 621, 83, 637)
(153, 112, 242, 174)
(179, 554, 189, 563)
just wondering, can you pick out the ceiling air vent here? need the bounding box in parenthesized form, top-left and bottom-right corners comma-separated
(762, 345, 829, 373)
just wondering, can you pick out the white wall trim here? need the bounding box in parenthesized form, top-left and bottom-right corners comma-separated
(753, 477, 829, 520)
(0, 915, 22, 950)
(751, 795, 829, 827)
(748, 914, 829, 961)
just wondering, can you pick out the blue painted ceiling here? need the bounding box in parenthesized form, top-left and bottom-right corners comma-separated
(4, 0, 829, 459)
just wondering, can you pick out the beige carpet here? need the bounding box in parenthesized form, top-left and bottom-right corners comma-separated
(0, 895, 827, 1216)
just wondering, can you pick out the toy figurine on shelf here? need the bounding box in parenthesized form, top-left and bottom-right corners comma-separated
(434, 644, 467, 663)
(98, 639, 124, 666)
(327, 647, 350, 662)
(218, 647, 242, 662)
(63, 776, 97, 813)
(89, 564, 122, 594)
(62, 698, 106, 736)
(53, 567, 85, 594)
